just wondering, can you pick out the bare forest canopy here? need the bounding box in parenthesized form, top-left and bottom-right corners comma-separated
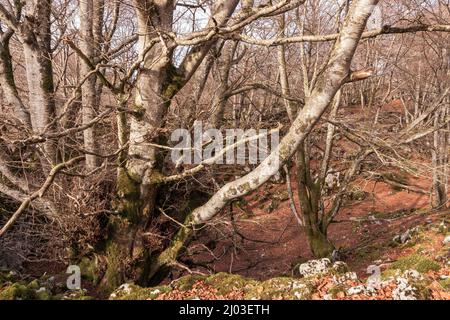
(0, 0, 448, 296)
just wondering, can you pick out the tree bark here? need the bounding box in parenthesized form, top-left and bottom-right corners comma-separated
(106, 0, 240, 290)
(0, 31, 30, 126)
(21, 0, 57, 167)
(79, 0, 102, 170)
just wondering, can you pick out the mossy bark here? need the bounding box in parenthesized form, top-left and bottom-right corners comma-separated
(99, 0, 241, 291)
(296, 146, 335, 258)
(97, 166, 158, 293)
(306, 229, 335, 258)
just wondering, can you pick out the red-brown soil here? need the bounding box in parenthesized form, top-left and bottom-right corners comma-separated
(181, 176, 447, 282)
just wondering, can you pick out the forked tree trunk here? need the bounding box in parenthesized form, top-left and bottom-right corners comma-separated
(296, 144, 335, 258)
(103, 0, 240, 291)
(277, 13, 334, 258)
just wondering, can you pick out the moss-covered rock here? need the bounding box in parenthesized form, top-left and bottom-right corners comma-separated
(0, 283, 36, 300)
(0, 280, 59, 300)
(110, 272, 316, 300)
(109, 283, 171, 300)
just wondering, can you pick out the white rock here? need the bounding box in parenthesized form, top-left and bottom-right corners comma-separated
(347, 285, 365, 296)
(400, 230, 412, 244)
(292, 281, 307, 290)
(443, 235, 450, 245)
(333, 272, 358, 285)
(392, 277, 417, 300)
(120, 283, 133, 293)
(150, 289, 161, 295)
(298, 258, 331, 277)
(402, 269, 422, 281)
(332, 261, 348, 272)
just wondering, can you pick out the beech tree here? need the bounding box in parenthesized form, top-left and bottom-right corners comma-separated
(0, 0, 449, 292)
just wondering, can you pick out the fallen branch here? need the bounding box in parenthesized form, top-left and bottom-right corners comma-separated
(366, 171, 429, 194)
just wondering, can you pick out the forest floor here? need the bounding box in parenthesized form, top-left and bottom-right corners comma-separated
(182, 175, 447, 281)
(131, 173, 448, 300)
(161, 102, 450, 296)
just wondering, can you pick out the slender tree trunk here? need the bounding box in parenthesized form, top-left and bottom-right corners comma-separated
(210, 41, 238, 128)
(432, 107, 448, 208)
(79, 0, 101, 170)
(21, 0, 57, 167)
(0, 32, 30, 126)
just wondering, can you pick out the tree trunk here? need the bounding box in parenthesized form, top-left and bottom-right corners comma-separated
(104, 0, 240, 289)
(306, 228, 335, 258)
(21, 0, 57, 167)
(210, 41, 237, 128)
(431, 107, 448, 208)
(0, 32, 30, 126)
(79, 0, 101, 170)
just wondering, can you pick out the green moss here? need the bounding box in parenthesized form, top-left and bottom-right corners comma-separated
(388, 254, 441, 274)
(28, 279, 39, 290)
(162, 65, 184, 100)
(110, 284, 171, 300)
(116, 169, 143, 223)
(438, 278, 450, 291)
(0, 283, 36, 300)
(205, 273, 255, 295)
(117, 169, 140, 200)
(132, 103, 146, 120)
(172, 275, 207, 291)
(149, 171, 166, 185)
(35, 289, 52, 300)
(62, 290, 95, 300)
(381, 269, 398, 279)
(111, 272, 319, 300)
(307, 232, 335, 258)
(237, 182, 252, 194)
(102, 242, 124, 294)
(80, 257, 100, 284)
(149, 213, 195, 278)
(347, 189, 367, 201)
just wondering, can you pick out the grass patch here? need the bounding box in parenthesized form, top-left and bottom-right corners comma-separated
(388, 254, 441, 274)
(439, 278, 450, 291)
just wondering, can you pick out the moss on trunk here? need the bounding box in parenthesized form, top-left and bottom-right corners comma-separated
(306, 229, 335, 258)
(140, 213, 195, 285)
